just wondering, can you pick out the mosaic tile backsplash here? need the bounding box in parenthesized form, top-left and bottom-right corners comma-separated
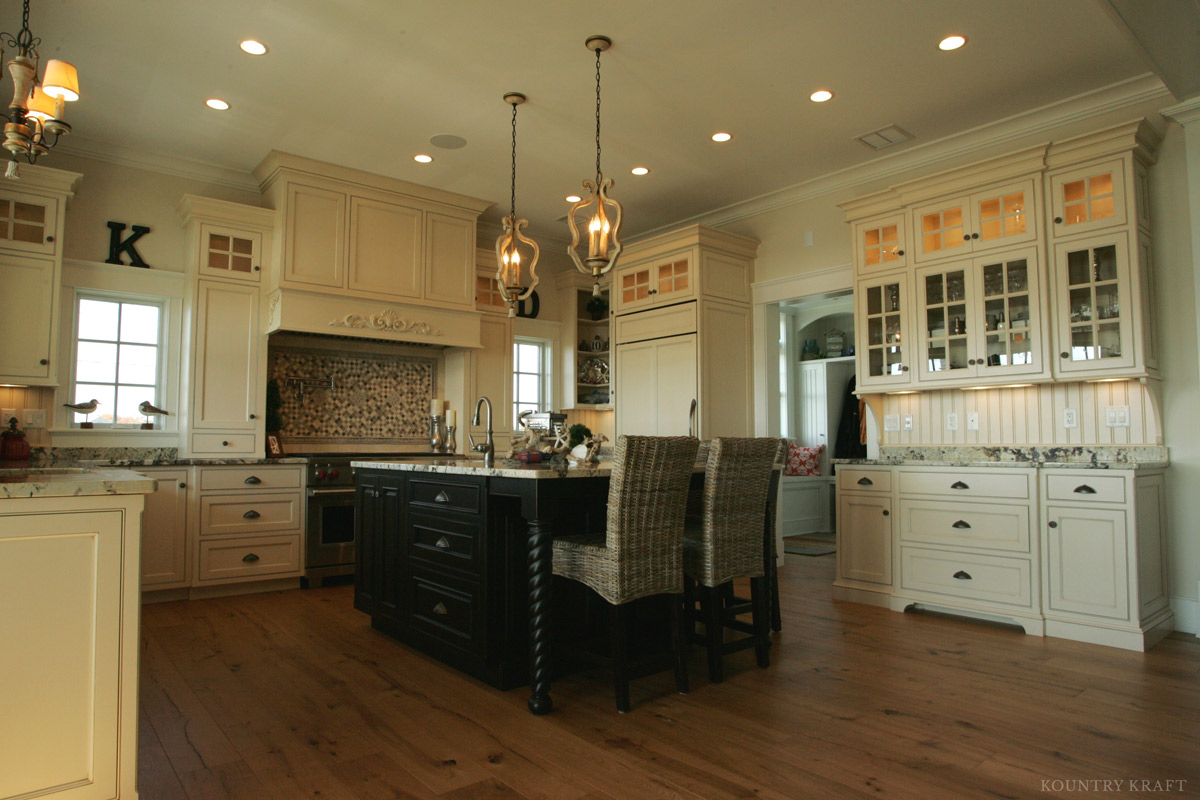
(269, 346, 436, 446)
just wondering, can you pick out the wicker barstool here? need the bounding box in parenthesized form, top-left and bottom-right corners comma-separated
(683, 437, 780, 683)
(552, 434, 699, 712)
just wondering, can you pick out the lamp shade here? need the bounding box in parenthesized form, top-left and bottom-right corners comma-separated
(42, 60, 79, 101)
(25, 86, 57, 120)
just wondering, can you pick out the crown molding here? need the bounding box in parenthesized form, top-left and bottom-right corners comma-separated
(649, 73, 1170, 236)
(56, 136, 261, 192)
(1161, 96, 1200, 127)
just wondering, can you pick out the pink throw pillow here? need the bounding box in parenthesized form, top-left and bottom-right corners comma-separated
(784, 443, 824, 476)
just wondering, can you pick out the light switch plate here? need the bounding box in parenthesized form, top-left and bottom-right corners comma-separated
(946, 412, 959, 431)
(884, 414, 901, 432)
(23, 409, 46, 428)
(1105, 406, 1130, 427)
(1063, 408, 1079, 429)
(903, 414, 914, 431)
(966, 412, 979, 431)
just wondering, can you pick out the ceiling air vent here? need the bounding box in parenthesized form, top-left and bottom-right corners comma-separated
(856, 125, 912, 150)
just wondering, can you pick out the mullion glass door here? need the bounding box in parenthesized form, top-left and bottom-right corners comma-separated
(978, 251, 1038, 375)
(1056, 236, 1132, 371)
(918, 267, 971, 381)
(860, 276, 910, 387)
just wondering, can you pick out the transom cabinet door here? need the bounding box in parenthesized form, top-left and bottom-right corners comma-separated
(855, 273, 913, 390)
(1048, 158, 1127, 238)
(837, 492, 893, 585)
(140, 468, 189, 589)
(853, 214, 907, 273)
(348, 196, 423, 299)
(1045, 505, 1129, 620)
(198, 224, 262, 282)
(283, 182, 345, 288)
(0, 189, 58, 256)
(193, 281, 259, 431)
(614, 254, 693, 313)
(1051, 232, 1135, 374)
(423, 212, 475, 308)
(912, 178, 1037, 264)
(0, 254, 55, 381)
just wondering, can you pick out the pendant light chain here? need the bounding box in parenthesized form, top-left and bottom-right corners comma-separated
(594, 45, 603, 183)
(510, 99, 518, 219)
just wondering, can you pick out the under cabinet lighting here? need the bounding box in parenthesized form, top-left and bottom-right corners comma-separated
(205, 98, 230, 110)
(887, 390, 918, 395)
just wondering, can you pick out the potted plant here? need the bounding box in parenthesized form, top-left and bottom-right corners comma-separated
(585, 295, 608, 320)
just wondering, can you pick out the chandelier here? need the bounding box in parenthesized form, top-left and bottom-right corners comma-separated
(495, 92, 540, 318)
(567, 35, 622, 297)
(1, 0, 79, 178)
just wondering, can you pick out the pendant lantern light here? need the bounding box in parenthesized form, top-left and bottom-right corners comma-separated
(567, 35, 622, 297)
(495, 92, 540, 317)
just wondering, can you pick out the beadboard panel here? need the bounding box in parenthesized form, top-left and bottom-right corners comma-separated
(882, 380, 1159, 446)
(0, 386, 53, 447)
(564, 407, 615, 445)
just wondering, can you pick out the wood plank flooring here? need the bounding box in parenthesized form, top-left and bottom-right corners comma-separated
(139, 556, 1200, 799)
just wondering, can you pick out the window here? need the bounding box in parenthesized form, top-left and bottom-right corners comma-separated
(513, 337, 551, 428)
(70, 294, 166, 427)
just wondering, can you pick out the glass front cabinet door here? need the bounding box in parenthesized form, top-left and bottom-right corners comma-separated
(856, 274, 912, 390)
(1048, 159, 1127, 238)
(854, 214, 907, 273)
(915, 248, 1044, 384)
(912, 179, 1038, 264)
(1052, 233, 1136, 375)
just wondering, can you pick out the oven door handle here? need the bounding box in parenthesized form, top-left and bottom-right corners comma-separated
(307, 487, 357, 496)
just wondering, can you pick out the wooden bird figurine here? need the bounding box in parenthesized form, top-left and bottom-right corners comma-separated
(63, 398, 100, 428)
(138, 400, 170, 429)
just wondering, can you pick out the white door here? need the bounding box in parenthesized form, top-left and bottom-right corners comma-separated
(140, 468, 190, 589)
(654, 334, 697, 436)
(0, 254, 54, 381)
(614, 334, 697, 436)
(193, 280, 259, 431)
(837, 493, 892, 585)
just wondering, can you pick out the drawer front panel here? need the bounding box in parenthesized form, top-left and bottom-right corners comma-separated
(901, 546, 1032, 608)
(898, 469, 1030, 499)
(408, 570, 481, 654)
(408, 512, 482, 576)
(899, 500, 1030, 553)
(192, 433, 255, 454)
(200, 494, 301, 536)
(836, 468, 892, 493)
(198, 535, 301, 582)
(614, 302, 697, 343)
(1045, 473, 1126, 504)
(199, 466, 302, 492)
(408, 477, 482, 515)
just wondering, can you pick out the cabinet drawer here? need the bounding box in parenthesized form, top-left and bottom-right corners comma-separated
(198, 466, 302, 491)
(200, 493, 301, 536)
(408, 512, 482, 576)
(407, 569, 482, 654)
(614, 302, 697, 343)
(191, 433, 256, 455)
(899, 500, 1030, 553)
(197, 534, 301, 582)
(1045, 473, 1125, 504)
(900, 546, 1032, 609)
(898, 469, 1030, 499)
(836, 468, 892, 493)
(408, 477, 482, 515)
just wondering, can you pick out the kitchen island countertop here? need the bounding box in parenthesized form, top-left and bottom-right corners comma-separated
(0, 466, 157, 498)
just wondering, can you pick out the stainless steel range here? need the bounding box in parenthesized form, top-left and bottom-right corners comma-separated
(302, 455, 359, 586)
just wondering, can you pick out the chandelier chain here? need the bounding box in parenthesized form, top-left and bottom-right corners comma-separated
(1, 0, 39, 56)
(510, 100, 518, 218)
(594, 45, 602, 182)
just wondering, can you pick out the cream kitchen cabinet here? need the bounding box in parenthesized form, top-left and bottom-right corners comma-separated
(853, 213, 908, 274)
(614, 332, 697, 436)
(854, 272, 913, 391)
(1040, 468, 1171, 651)
(139, 466, 190, 590)
(613, 252, 694, 313)
(911, 177, 1038, 264)
(833, 466, 894, 602)
(914, 246, 1048, 384)
(255, 152, 488, 312)
(1047, 158, 1130, 238)
(0, 168, 80, 386)
(197, 223, 263, 283)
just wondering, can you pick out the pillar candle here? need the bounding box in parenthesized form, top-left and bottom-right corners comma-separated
(431, 398, 441, 416)
(446, 409, 456, 427)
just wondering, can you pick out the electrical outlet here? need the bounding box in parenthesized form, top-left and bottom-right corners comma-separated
(24, 409, 46, 428)
(946, 412, 959, 431)
(1105, 405, 1130, 427)
(903, 414, 914, 431)
(884, 414, 901, 432)
(1, 408, 16, 425)
(966, 412, 979, 431)
(1063, 408, 1079, 429)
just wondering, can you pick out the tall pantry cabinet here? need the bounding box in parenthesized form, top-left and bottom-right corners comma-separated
(612, 225, 758, 439)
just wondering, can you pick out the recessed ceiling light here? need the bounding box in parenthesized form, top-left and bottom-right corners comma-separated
(565, 195, 581, 203)
(631, 166, 649, 176)
(240, 39, 268, 55)
(711, 132, 732, 142)
(810, 90, 833, 103)
(939, 35, 966, 51)
(413, 154, 433, 163)
(205, 98, 230, 110)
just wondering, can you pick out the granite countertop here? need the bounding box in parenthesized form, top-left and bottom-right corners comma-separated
(352, 457, 617, 479)
(0, 466, 158, 498)
(80, 457, 310, 467)
(832, 445, 1169, 471)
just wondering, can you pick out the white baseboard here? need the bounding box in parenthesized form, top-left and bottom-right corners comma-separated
(1170, 589, 1200, 636)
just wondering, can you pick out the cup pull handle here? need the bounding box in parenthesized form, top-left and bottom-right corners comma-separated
(950, 481, 970, 490)
(244, 475, 262, 485)
(242, 553, 260, 563)
(434, 490, 450, 503)
(243, 509, 260, 519)
(953, 570, 972, 580)
(952, 520, 971, 529)
(432, 602, 448, 615)
(857, 477, 873, 486)
(1073, 484, 1097, 494)
(435, 536, 451, 550)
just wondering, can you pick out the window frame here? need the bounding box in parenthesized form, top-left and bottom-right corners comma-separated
(512, 335, 553, 429)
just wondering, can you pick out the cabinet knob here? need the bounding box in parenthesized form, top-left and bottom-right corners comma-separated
(967, 358, 976, 366)
(243, 509, 260, 519)
(1060, 352, 1070, 359)
(39, 358, 48, 365)
(242, 553, 260, 563)
(896, 249, 904, 256)
(1054, 216, 1063, 224)
(901, 365, 909, 372)
(178, 482, 186, 489)
(46, 235, 54, 242)
(953, 570, 972, 580)
(963, 234, 971, 241)
(881, 509, 890, 517)
(971, 232, 979, 240)
(249, 413, 257, 420)
(253, 265, 261, 272)
(1048, 521, 1058, 528)
(222, 440, 230, 446)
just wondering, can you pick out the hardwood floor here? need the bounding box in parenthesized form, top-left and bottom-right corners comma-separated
(139, 556, 1200, 799)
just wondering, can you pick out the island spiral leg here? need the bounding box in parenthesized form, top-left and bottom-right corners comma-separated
(527, 518, 553, 714)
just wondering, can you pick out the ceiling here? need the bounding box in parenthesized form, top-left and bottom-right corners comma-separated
(3, 1, 1174, 241)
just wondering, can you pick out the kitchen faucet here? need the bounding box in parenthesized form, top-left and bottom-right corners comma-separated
(468, 396, 495, 467)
